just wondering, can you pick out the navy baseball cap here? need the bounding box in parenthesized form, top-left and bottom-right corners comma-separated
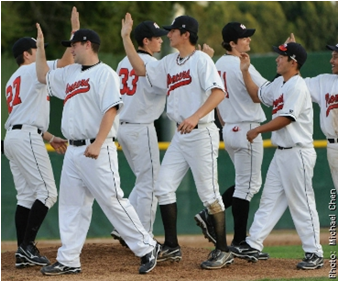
(222, 22, 255, 43)
(326, 44, 338, 51)
(273, 42, 307, 66)
(12, 37, 48, 59)
(134, 21, 168, 42)
(62, 29, 101, 47)
(163, 15, 198, 34)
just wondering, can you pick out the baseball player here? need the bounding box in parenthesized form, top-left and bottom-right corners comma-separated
(194, 22, 268, 262)
(110, 20, 168, 245)
(235, 42, 324, 270)
(304, 43, 338, 192)
(35, 25, 160, 275)
(4, 7, 79, 269)
(121, 13, 233, 269)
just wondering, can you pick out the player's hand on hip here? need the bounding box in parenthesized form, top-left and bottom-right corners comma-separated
(121, 13, 133, 38)
(84, 142, 101, 159)
(71, 6, 80, 32)
(246, 128, 259, 143)
(36, 23, 45, 49)
(50, 137, 68, 154)
(240, 53, 251, 72)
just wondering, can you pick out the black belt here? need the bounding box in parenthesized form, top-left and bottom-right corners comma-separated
(328, 138, 338, 144)
(120, 122, 141, 125)
(69, 137, 116, 146)
(12, 124, 42, 135)
(177, 123, 198, 129)
(277, 146, 293, 150)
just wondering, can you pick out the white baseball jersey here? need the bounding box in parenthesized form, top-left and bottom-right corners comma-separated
(5, 60, 57, 132)
(215, 55, 267, 123)
(115, 52, 166, 235)
(46, 62, 121, 140)
(215, 55, 267, 202)
(304, 74, 338, 139)
(45, 62, 157, 267)
(246, 74, 323, 257)
(258, 75, 314, 148)
(304, 74, 338, 192)
(145, 50, 225, 211)
(117, 52, 166, 123)
(145, 50, 224, 124)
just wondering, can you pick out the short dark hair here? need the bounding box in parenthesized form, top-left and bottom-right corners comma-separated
(287, 56, 302, 70)
(221, 38, 239, 52)
(15, 48, 33, 66)
(179, 29, 198, 45)
(136, 37, 152, 48)
(80, 41, 100, 53)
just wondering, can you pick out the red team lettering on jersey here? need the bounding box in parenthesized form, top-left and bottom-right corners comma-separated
(167, 70, 192, 96)
(218, 71, 229, 98)
(6, 76, 22, 113)
(64, 78, 91, 104)
(119, 68, 139, 96)
(272, 94, 284, 114)
(325, 93, 338, 117)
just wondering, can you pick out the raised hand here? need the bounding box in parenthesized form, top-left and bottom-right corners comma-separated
(240, 53, 251, 72)
(284, 33, 296, 44)
(36, 23, 45, 49)
(198, 43, 214, 58)
(71, 6, 80, 32)
(121, 13, 133, 38)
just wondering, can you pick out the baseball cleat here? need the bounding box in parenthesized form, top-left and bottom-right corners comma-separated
(41, 261, 81, 275)
(258, 252, 270, 260)
(200, 249, 234, 270)
(157, 244, 182, 262)
(111, 229, 129, 249)
(139, 243, 161, 274)
(15, 242, 50, 266)
(194, 208, 216, 245)
(296, 253, 324, 270)
(15, 256, 35, 268)
(228, 241, 259, 263)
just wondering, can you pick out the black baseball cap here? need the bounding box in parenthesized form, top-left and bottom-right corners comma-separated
(326, 44, 338, 52)
(222, 22, 255, 43)
(61, 29, 101, 47)
(163, 15, 198, 34)
(273, 42, 307, 66)
(134, 21, 168, 42)
(12, 37, 48, 59)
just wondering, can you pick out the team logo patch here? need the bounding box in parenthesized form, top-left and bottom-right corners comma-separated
(325, 93, 338, 117)
(167, 70, 192, 96)
(272, 94, 284, 114)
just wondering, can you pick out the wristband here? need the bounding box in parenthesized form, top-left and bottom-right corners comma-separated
(49, 135, 55, 143)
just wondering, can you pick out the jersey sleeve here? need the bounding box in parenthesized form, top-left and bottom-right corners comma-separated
(46, 66, 71, 100)
(145, 58, 168, 90)
(198, 52, 225, 95)
(97, 67, 123, 114)
(304, 76, 321, 104)
(279, 82, 308, 121)
(258, 80, 276, 107)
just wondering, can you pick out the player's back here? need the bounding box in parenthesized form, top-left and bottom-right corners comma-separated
(116, 54, 166, 123)
(5, 62, 50, 132)
(215, 55, 266, 123)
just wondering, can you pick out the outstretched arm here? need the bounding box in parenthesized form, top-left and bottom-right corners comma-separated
(57, 6, 80, 68)
(240, 53, 260, 103)
(36, 23, 49, 84)
(121, 13, 146, 76)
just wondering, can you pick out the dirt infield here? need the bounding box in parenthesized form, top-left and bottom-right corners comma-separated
(1, 231, 332, 281)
